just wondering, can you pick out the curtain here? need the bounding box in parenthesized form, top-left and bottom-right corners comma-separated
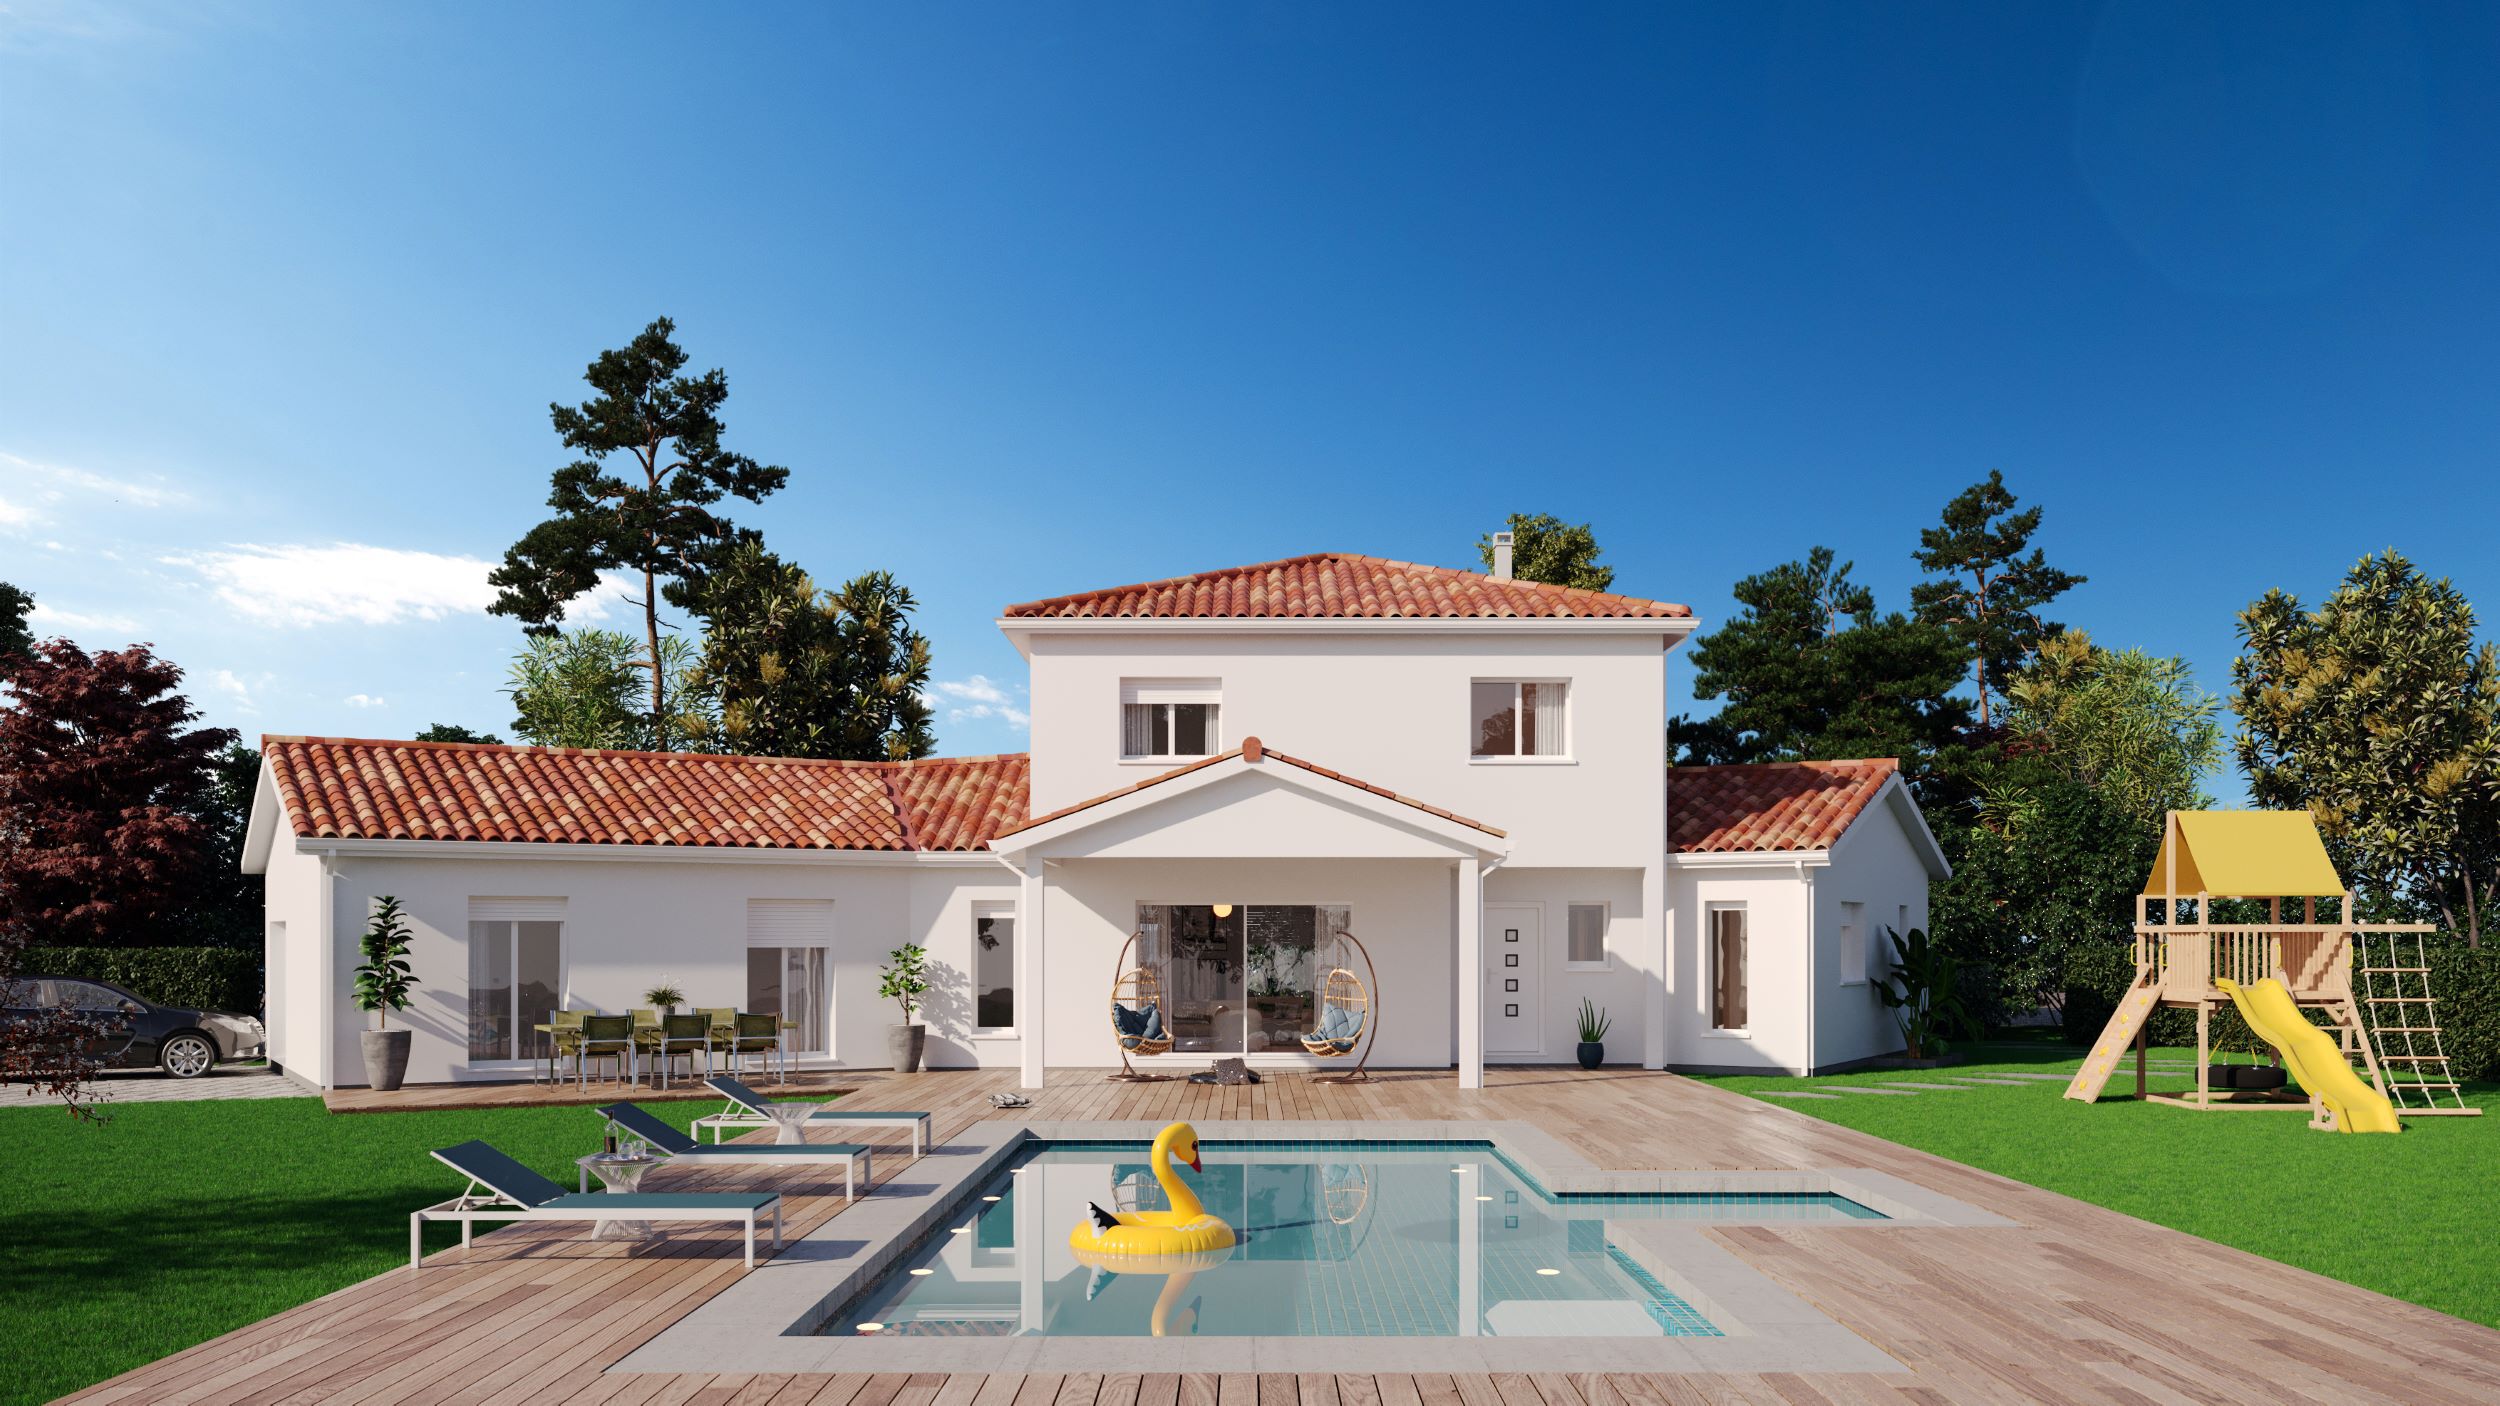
(1712, 909, 1747, 1030)
(1527, 682, 1566, 756)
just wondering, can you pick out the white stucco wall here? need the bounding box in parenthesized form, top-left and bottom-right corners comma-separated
(1666, 859, 1817, 1074)
(292, 850, 1013, 1087)
(1480, 867, 1650, 1063)
(259, 825, 329, 1084)
(1019, 629, 1671, 870)
(1810, 801, 1935, 1070)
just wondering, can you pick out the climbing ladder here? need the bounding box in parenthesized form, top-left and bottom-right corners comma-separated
(2354, 932, 2481, 1116)
(2063, 972, 2161, 1103)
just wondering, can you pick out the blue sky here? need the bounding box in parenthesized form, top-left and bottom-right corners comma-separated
(4, 2, 2494, 783)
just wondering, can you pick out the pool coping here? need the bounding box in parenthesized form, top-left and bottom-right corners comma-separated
(615, 1119, 2011, 1375)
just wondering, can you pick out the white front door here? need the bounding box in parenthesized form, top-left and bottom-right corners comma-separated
(1484, 903, 1542, 1055)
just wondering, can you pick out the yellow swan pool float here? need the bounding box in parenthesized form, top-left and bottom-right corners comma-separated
(1067, 1121, 1237, 1259)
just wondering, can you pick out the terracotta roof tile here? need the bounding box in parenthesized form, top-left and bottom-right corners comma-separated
(262, 737, 1028, 851)
(991, 737, 1505, 841)
(1001, 553, 1689, 620)
(1668, 759, 1898, 854)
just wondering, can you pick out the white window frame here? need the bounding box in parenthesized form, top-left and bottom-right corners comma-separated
(1705, 902, 1748, 1036)
(1564, 901, 1611, 971)
(466, 897, 569, 1068)
(1838, 900, 1867, 987)
(1120, 678, 1223, 764)
(1468, 677, 1573, 764)
(746, 899, 835, 1058)
(971, 899, 1018, 1038)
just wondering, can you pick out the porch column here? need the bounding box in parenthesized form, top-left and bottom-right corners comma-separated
(1018, 857, 1046, 1090)
(1643, 859, 1669, 1071)
(1457, 855, 1484, 1090)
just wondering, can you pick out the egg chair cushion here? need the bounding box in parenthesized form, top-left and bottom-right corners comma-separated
(1305, 1001, 1361, 1050)
(1114, 1001, 1166, 1049)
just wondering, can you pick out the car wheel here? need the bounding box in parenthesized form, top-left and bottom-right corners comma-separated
(160, 1032, 217, 1079)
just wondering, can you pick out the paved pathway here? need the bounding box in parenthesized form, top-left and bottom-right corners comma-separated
(41, 1066, 318, 1105)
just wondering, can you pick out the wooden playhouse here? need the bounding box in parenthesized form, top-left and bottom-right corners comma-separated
(2063, 810, 2479, 1121)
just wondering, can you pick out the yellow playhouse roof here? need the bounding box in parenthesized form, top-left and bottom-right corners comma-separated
(2143, 811, 2346, 899)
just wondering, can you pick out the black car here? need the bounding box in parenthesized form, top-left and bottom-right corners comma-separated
(1, 975, 265, 1078)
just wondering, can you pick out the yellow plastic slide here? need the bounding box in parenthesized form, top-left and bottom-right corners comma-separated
(2213, 977, 2400, 1135)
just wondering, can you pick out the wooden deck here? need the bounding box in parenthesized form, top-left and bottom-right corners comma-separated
(322, 1070, 854, 1114)
(67, 1067, 2500, 1405)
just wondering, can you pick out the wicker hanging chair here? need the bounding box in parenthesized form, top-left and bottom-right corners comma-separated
(1109, 930, 1178, 1082)
(1304, 929, 1379, 1083)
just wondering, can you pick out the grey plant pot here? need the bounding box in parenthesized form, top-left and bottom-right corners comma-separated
(360, 1029, 412, 1091)
(887, 1023, 927, 1073)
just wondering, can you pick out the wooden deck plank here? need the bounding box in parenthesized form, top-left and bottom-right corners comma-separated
(55, 1066, 2500, 1406)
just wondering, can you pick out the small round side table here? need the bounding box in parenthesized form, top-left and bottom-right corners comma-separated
(576, 1153, 661, 1240)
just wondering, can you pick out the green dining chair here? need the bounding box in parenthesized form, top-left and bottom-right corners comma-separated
(577, 1014, 635, 1087)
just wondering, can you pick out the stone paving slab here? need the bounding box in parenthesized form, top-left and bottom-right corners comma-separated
(1755, 1090, 1842, 1100)
(13, 1066, 321, 1105)
(1829, 1086, 1920, 1096)
(1943, 1077, 2033, 1086)
(1879, 1082, 1970, 1090)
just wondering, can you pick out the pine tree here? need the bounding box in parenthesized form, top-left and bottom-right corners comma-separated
(1910, 471, 2085, 728)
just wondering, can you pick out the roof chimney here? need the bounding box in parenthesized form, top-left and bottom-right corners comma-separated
(1490, 530, 1514, 581)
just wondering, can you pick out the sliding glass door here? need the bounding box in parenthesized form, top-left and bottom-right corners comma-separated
(1134, 903, 1348, 1054)
(468, 919, 561, 1061)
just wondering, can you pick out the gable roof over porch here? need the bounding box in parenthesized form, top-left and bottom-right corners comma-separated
(987, 736, 1508, 861)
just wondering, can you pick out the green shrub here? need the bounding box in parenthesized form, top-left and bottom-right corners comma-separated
(21, 947, 262, 1017)
(2060, 933, 2500, 1080)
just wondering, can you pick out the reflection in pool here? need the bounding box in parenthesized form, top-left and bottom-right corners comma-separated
(825, 1141, 1882, 1339)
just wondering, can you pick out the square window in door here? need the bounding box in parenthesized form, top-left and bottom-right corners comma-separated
(1505, 929, 1519, 942)
(1504, 978, 1518, 992)
(1505, 953, 1518, 967)
(1504, 1004, 1518, 1017)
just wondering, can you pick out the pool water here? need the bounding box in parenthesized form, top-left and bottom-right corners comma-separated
(823, 1141, 1881, 1339)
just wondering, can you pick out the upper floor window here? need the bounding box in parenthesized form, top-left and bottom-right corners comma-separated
(1470, 680, 1568, 759)
(1122, 679, 1221, 761)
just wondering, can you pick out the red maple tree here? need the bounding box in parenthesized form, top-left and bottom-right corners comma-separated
(0, 638, 236, 1112)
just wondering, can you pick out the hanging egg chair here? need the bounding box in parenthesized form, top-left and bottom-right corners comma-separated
(1303, 929, 1379, 1083)
(1109, 929, 1177, 1082)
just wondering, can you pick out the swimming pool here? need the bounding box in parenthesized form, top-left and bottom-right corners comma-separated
(821, 1140, 1882, 1339)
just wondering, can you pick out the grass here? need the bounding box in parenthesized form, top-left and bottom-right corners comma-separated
(1689, 1039, 2500, 1328)
(0, 1092, 826, 1406)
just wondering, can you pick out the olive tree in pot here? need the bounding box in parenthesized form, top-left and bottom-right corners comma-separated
(354, 895, 420, 1090)
(880, 944, 932, 1072)
(1575, 999, 1614, 1069)
(1872, 925, 1976, 1066)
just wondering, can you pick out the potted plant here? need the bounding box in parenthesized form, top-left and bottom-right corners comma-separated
(879, 943, 932, 1073)
(1575, 998, 1613, 1070)
(642, 978, 686, 1016)
(1872, 925, 1976, 1066)
(354, 895, 420, 1091)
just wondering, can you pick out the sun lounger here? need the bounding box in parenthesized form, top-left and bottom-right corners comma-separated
(595, 1102, 871, 1199)
(697, 1075, 933, 1156)
(409, 1138, 780, 1269)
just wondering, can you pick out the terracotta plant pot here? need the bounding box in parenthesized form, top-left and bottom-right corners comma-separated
(886, 1023, 927, 1073)
(360, 1029, 411, 1091)
(1576, 1041, 1605, 1070)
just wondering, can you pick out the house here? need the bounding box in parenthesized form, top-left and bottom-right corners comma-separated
(245, 546, 1948, 1089)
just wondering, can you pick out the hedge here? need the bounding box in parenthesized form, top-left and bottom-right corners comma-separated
(20, 947, 262, 1018)
(2062, 933, 2500, 1082)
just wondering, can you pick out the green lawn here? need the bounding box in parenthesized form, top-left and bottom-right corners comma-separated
(0, 1093, 824, 1406)
(1689, 1040, 2500, 1328)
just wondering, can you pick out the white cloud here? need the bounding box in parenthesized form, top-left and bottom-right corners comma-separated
(0, 449, 188, 514)
(344, 693, 386, 708)
(162, 543, 646, 631)
(206, 669, 260, 715)
(0, 495, 36, 531)
(163, 543, 498, 627)
(930, 674, 1031, 730)
(28, 602, 141, 635)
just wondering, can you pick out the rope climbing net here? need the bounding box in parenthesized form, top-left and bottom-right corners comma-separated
(2353, 930, 2473, 1114)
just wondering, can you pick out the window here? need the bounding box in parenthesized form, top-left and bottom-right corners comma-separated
(1122, 679, 1221, 760)
(1135, 903, 1348, 1054)
(1470, 680, 1568, 758)
(56, 980, 124, 1011)
(1566, 903, 1609, 968)
(1838, 901, 1866, 985)
(974, 904, 1016, 1031)
(468, 900, 563, 1061)
(1709, 906, 1747, 1031)
(748, 899, 833, 1055)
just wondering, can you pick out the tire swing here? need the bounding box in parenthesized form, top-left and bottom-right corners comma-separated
(1108, 929, 1177, 1082)
(1303, 929, 1379, 1084)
